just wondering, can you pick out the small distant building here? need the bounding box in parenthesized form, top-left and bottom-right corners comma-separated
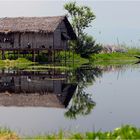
(101, 45, 127, 53)
(0, 16, 76, 61)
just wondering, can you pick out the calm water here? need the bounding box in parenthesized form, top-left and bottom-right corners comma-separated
(0, 63, 140, 136)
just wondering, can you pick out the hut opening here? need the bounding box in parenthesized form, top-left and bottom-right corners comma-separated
(0, 16, 77, 62)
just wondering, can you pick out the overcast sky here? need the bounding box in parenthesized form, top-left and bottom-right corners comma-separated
(0, 0, 140, 46)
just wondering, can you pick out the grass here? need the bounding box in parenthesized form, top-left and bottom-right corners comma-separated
(0, 128, 19, 140)
(23, 64, 72, 72)
(25, 125, 140, 139)
(0, 51, 88, 69)
(91, 52, 137, 61)
(58, 48, 140, 67)
(58, 51, 89, 67)
(0, 125, 138, 139)
(90, 47, 140, 66)
(31, 125, 140, 139)
(0, 58, 34, 69)
(0, 48, 140, 69)
(23, 52, 89, 71)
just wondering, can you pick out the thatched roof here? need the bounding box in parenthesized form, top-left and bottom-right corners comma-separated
(0, 16, 76, 39)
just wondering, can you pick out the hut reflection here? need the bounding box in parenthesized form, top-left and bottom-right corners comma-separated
(0, 69, 77, 108)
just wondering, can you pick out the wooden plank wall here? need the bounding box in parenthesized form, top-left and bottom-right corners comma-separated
(0, 32, 54, 50)
(54, 21, 68, 50)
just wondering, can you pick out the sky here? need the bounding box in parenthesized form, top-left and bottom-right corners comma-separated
(0, 0, 140, 46)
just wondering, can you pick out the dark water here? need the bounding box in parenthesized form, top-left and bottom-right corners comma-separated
(0, 63, 140, 136)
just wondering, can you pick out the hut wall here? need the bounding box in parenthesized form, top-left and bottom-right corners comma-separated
(17, 33, 54, 49)
(0, 34, 13, 49)
(0, 32, 54, 50)
(54, 21, 69, 50)
(14, 33, 20, 48)
(33, 33, 53, 49)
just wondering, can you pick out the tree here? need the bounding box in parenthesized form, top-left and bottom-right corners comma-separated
(77, 34, 102, 58)
(64, 2, 102, 58)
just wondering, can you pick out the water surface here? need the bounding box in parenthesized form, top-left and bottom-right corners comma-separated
(0, 63, 139, 136)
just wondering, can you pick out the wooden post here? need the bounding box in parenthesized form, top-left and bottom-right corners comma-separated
(65, 49, 66, 66)
(2, 50, 5, 60)
(8, 51, 9, 59)
(54, 50, 55, 63)
(14, 50, 16, 59)
(38, 50, 40, 62)
(32, 50, 35, 62)
(2, 69, 4, 74)
(48, 47, 52, 63)
(17, 50, 20, 58)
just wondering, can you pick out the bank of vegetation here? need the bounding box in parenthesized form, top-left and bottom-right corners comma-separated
(0, 58, 33, 69)
(0, 128, 19, 140)
(89, 47, 140, 65)
(0, 125, 140, 140)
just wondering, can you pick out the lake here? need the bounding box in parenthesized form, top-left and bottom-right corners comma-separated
(0, 63, 139, 136)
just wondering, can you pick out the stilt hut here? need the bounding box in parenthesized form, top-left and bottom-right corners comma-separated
(0, 16, 76, 61)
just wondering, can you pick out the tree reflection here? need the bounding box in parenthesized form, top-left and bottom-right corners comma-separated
(65, 65, 102, 119)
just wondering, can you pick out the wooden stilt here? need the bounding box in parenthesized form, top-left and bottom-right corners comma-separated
(65, 49, 66, 66)
(53, 50, 55, 69)
(32, 50, 35, 62)
(17, 50, 20, 58)
(38, 50, 39, 62)
(8, 51, 9, 59)
(14, 50, 16, 59)
(48, 48, 52, 63)
(2, 50, 5, 60)
(2, 69, 4, 74)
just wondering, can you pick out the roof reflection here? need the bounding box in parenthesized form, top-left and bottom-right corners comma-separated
(0, 69, 77, 108)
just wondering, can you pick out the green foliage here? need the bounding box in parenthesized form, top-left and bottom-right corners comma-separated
(64, 2, 102, 58)
(24, 125, 140, 139)
(91, 46, 140, 62)
(90, 50, 140, 66)
(64, 2, 95, 37)
(77, 34, 102, 58)
(0, 58, 33, 69)
(91, 51, 139, 62)
(0, 127, 19, 140)
(36, 52, 48, 62)
(0, 125, 140, 139)
(58, 51, 89, 67)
